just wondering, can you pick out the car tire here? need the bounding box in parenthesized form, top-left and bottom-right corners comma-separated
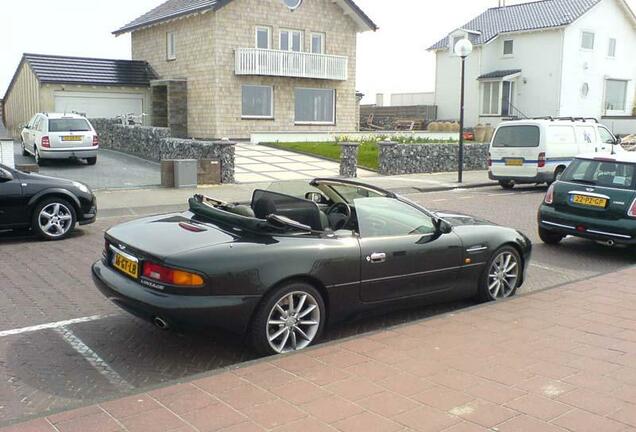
(32, 197, 77, 241)
(548, 167, 565, 186)
(250, 282, 325, 356)
(34, 147, 43, 166)
(499, 180, 514, 190)
(477, 246, 521, 303)
(86, 157, 97, 166)
(539, 226, 564, 245)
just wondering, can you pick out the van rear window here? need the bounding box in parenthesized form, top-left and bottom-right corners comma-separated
(492, 126, 540, 148)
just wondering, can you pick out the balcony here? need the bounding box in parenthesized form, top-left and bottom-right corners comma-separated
(235, 48, 348, 81)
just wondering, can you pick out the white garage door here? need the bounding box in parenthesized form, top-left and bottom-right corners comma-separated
(54, 91, 144, 119)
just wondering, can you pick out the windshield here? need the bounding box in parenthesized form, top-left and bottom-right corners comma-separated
(354, 197, 436, 238)
(49, 119, 92, 132)
(492, 125, 540, 148)
(562, 158, 636, 190)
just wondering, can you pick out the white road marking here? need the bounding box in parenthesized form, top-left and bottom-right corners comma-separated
(0, 315, 110, 338)
(530, 263, 579, 276)
(55, 325, 134, 392)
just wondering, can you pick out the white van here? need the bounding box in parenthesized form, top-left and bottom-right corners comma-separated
(488, 118, 620, 189)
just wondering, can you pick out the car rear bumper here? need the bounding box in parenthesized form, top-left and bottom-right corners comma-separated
(40, 147, 98, 159)
(92, 260, 261, 335)
(489, 171, 554, 184)
(538, 205, 636, 244)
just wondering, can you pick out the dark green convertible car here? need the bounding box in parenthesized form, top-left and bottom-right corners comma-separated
(93, 179, 531, 355)
(539, 152, 636, 246)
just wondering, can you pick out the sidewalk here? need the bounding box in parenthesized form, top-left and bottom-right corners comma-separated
(97, 170, 492, 218)
(6, 267, 636, 432)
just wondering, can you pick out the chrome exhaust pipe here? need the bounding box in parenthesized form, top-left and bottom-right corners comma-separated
(597, 239, 616, 247)
(606, 239, 615, 247)
(153, 316, 169, 330)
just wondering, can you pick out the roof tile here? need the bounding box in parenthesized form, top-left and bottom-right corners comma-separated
(429, 0, 601, 50)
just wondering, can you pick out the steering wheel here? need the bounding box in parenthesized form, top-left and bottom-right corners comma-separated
(326, 202, 352, 231)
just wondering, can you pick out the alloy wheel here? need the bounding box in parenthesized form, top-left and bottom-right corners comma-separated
(266, 291, 321, 354)
(38, 203, 73, 238)
(487, 251, 519, 299)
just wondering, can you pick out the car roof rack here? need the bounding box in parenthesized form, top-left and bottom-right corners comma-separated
(531, 116, 598, 123)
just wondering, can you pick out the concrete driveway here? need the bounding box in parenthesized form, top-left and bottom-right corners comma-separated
(13, 143, 160, 190)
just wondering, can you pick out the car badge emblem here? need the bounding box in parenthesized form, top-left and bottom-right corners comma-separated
(586, 188, 594, 192)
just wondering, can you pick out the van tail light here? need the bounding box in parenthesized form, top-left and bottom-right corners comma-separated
(487, 153, 492, 168)
(143, 262, 205, 288)
(538, 152, 546, 168)
(93, 135, 100, 147)
(628, 198, 636, 218)
(41, 136, 50, 148)
(545, 184, 555, 205)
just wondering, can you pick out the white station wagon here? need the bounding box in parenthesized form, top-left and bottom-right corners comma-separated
(21, 113, 99, 166)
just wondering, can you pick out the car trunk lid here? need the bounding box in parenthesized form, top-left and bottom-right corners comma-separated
(106, 213, 237, 259)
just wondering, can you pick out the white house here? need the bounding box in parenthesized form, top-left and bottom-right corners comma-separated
(428, 0, 636, 132)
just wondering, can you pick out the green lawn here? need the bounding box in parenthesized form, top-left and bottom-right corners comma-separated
(269, 141, 381, 170)
(268, 137, 458, 172)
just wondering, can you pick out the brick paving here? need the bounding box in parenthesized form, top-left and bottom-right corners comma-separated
(4, 267, 636, 432)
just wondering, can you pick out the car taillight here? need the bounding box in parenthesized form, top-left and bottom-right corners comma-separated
(143, 262, 205, 287)
(628, 198, 636, 218)
(41, 136, 50, 148)
(538, 152, 546, 168)
(544, 184, 555, 205)
(487, 153, 492, 168)
(93, 135, 100, 146)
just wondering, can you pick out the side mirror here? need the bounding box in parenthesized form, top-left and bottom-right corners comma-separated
(615, 136, 623, 145)
(436, 218, 453, 235)
(0, 169, 14, 182)
(305, 192, 327, 204)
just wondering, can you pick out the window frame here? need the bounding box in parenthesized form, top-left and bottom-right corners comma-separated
(480, 80, 515, 117)
(604, 78, 629, 114)
(166, 31, 176, 61)
(503, 39, 514, 57)
(449, 34, 465, 55)
(608, 38, 617, 58)
(581, 31, 595, 50)
(294, 87, 336, 125)
(280, 28, 304, 52)
(310, 32, 326, 54)
(241, 85, 274, 120)
(255, 26, 272, 49)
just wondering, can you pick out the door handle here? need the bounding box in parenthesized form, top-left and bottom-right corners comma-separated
(366, 252, 386, 263)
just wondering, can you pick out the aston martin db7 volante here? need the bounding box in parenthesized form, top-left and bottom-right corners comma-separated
(92, 179, 531, 355)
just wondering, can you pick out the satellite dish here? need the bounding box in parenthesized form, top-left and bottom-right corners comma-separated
(282, 0, 303, 10)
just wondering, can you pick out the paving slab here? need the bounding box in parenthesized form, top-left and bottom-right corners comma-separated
(4, 267, 636, 432)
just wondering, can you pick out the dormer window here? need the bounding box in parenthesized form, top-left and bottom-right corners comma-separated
(450, 35, 466, 52)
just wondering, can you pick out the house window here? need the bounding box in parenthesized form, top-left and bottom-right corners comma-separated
(311, 32, 325, 54)
(581, 31, 595, 50)
(608, 38, 617, 57)
(295, 88, 335, 124)
(256, 26, 271, 49)
(242, 85, 273, 119)
(503, 40, 514, 56)
(280, 29, 303, 52)
(166, 32, 176, 60)
(604, 79, 628, 112)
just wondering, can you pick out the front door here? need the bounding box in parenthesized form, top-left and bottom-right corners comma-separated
(355, 197, 463, 303)
(0, 168, 26, 227)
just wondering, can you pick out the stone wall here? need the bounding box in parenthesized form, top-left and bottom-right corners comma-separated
(91, 118, 235, 183)
(339, 142, 359, 178)
(378, 141, 489, 176)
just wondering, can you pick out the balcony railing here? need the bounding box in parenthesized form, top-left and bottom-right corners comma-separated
(235, 48, 348, 81)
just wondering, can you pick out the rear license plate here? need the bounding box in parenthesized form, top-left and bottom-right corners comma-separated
(113, 252, 139, 278)
(62, 136, 83, 142)
(505, 158, 524, 167)
(572, 195, 608, 208)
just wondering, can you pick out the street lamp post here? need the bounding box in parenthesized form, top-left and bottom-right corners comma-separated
(454, 38, 473, 183)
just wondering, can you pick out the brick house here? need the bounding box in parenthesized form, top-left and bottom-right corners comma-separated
(114, 0, 377, 140)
